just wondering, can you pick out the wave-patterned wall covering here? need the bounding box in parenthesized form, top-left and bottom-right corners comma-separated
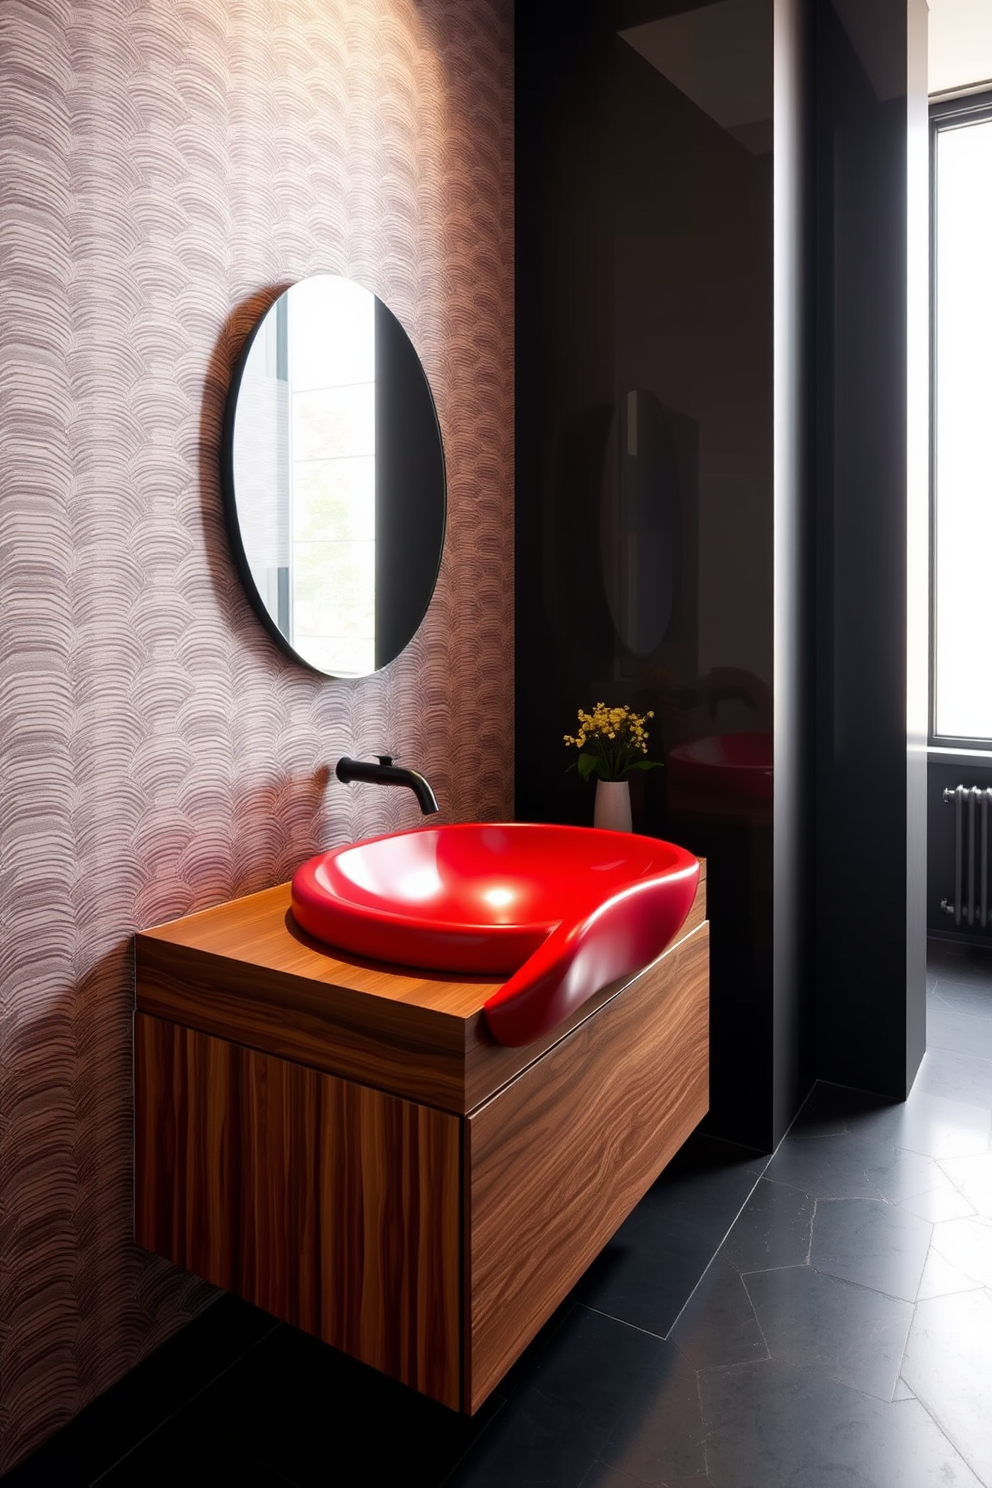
(0, 0, 513, 1469)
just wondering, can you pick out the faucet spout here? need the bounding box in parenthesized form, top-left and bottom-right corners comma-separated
(335, 756, 439, 816)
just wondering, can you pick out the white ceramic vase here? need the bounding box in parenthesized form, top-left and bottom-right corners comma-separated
(593, 778, 632, 832)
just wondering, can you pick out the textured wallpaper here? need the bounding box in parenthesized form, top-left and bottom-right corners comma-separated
(0, 0, 513, 1468)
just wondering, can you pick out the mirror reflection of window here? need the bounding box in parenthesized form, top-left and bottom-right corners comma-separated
(289, 276, 376, 678)
(234, 277, 378, 678)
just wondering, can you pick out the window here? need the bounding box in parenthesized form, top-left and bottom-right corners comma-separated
(931, 93, 992, 746)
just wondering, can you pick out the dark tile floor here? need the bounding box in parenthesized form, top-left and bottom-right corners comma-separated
(5, 940, 992, 1487)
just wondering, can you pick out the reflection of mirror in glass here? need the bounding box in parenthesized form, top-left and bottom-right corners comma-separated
(601, 389, 682, 657)
(234, 277, 378, 676)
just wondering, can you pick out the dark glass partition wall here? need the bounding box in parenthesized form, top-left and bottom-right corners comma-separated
(516, 0, 928, 1145)
(811, 0, 929, 1099)
(516, 0, 810, 1150)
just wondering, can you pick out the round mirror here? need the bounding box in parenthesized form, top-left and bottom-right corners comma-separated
(221, 274, 446, 677)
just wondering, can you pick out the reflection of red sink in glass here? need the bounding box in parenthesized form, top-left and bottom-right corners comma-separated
(668, 732, 773, 801)
(291, 823, 699, 1047)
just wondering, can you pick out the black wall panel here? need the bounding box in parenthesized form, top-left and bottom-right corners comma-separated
(810, 0, 928, 1099)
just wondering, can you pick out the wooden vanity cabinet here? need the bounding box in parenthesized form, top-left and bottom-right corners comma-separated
(134, 867, 708, 1413)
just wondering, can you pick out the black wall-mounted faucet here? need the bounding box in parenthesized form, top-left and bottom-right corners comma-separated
(335, 756, 439, 816)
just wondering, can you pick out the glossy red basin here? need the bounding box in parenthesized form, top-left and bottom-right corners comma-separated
(667, 731, 773, 801)
(291, 823, 699, 1047)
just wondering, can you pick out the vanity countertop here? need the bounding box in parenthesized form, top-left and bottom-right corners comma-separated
(136, 861, 706, 1115)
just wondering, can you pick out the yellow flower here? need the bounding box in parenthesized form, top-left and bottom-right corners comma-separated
(563, 699, 660, 780)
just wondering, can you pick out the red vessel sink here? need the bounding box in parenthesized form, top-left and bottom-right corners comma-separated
(667, 731, 773, 801)
(291, 823, 699, 1047)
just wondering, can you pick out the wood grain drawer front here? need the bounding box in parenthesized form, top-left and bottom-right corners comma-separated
(134, 1014, 462, 1410)
(464, 921, 710, 1412)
